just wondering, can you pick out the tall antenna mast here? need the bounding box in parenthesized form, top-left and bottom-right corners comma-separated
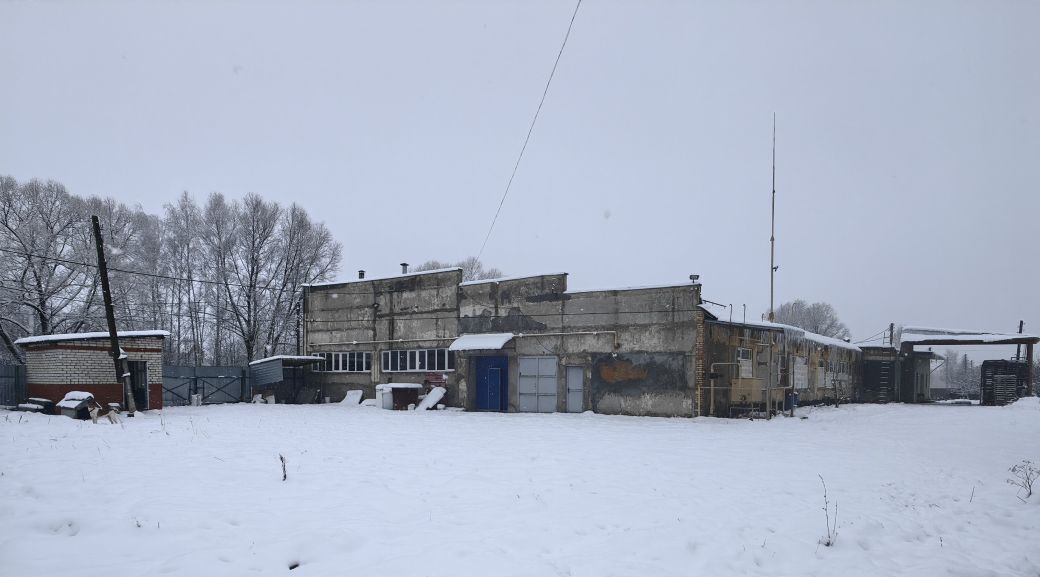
(769, 114, 777, 322)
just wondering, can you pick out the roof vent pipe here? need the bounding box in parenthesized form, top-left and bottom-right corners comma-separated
(400, 263, 409, 274)
(358, 270, 365, 279)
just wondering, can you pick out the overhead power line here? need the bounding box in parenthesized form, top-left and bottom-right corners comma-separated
(0, 245, 292, 294)
(476, 0, 583, 260)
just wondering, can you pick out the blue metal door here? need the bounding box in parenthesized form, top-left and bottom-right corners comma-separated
(488, 368, 502, 410)
(475, 356, 508, 411)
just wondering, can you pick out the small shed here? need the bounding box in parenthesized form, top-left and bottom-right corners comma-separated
(249, 355, 324, 404)
(981, 359, 1029, 406)
(860, 346, 900, 403)
(899, 350, 935, 403)
(15, 331, 168, 412)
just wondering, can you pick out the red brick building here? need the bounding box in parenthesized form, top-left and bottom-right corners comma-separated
(15, 331, 168, 411)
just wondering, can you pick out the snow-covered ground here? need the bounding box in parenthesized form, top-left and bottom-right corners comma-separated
(1, 400, 1037, 576)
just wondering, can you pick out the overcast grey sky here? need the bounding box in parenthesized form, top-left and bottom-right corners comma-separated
(2, 0, 1037, 349)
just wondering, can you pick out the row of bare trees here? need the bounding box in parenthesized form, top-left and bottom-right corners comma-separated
(938, 351, 982, 397)
(0, 175, 341, 365)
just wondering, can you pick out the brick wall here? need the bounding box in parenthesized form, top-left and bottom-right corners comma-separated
(23, 336, 164, 410)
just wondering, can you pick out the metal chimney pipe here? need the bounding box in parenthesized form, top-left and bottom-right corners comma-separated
(358, 270, 365, 279)
(400, 263, 409, 274)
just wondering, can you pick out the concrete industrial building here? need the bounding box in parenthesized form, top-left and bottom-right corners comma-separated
(302, 267, 866, 417)
(304, 268, 700, 416)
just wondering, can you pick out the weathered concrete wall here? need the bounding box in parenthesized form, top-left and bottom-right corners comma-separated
(304, 269, 463, 404)
(459, 275, 700, 416)
(590, 352, 692, 417)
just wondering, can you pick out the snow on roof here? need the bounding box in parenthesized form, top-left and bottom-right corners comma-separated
(899, 327, 1040, 345)
(448, 333, 515, 351)
(304, 268, 463, 288)
(792, 328, 861, 352)
(459, 273, 567, 287)
(248, 355, 325, 366)
(375, 383, 423, 390)
(566, 282, 697, 295)
(57, 391, 94, 409)
(700, 307, 861, 351)
(15, 330, 170, 346)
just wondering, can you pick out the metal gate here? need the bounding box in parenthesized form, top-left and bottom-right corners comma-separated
(0, 365, 26, 407)
(565, 366, 583, 413)
(519, 356, 558, 413)
(163, 366, 247, 406)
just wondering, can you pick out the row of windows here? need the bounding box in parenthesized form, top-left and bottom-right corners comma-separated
(315, 349, 456, 373)
(735, 349, 852, 374)
(316, 352, 372, 372)
(381, 348, 455, 372)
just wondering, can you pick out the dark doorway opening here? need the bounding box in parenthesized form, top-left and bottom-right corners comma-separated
(128, 360, 149, 410)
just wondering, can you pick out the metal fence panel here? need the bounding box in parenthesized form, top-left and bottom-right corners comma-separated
(162, 366, 193, 407)
(162, 366, 248, 406)
(0, 365, 26, 407)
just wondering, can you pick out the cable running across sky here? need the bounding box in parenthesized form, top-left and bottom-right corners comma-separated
(476, 0, 583, 260)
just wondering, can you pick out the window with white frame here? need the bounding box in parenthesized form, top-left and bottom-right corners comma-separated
(316, 352, 372, 373)
(381, 348, 455, 372)
(736, 347, 753, 379)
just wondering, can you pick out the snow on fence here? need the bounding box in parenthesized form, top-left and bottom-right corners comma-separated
(0, 364, 26, 407)
(162, 366, 249, 407)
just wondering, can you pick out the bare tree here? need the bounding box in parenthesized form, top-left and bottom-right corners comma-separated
(0, 175, 342, 366)
(262, 203, 340, 358)
(0, 178, 96, 339)
(414, 256, 503, 282)
(772, 300, 850, 339)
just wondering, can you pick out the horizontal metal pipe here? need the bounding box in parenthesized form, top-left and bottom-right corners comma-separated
(311, 331, 621, 350)
(514, 331, 619, 349)
(311, 336, 456, 347)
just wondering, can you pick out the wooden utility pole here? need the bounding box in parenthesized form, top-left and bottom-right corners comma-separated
(1016, 320, 1024, 360)
(91, 215, 136, 416)
(1026, 343, 1034, 397)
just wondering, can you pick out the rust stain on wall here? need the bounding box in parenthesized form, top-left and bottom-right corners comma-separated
(599, 360, 648, 383)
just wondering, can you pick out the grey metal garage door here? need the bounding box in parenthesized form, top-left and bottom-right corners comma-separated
(518, 356, 557, 413)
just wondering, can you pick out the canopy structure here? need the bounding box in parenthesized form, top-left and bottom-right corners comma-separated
(448, 333, 515, 352)
(900, 327, 1040, 347)
(248, 355, 324, 367)
(899, 326, 1037, 396)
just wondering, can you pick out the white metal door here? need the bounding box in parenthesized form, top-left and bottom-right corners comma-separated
(565, 366, 583, 413)
(519, 356, 558, 413)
